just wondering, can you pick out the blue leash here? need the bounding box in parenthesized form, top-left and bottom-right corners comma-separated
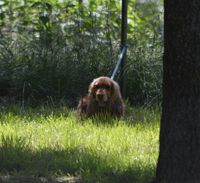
(110, 45, 127, 80)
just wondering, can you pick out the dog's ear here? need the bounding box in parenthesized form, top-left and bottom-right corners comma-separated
(111, 80, 122, 98)
(110, 80, 124, 116)
(88, 79, 96, 97)
(109, 81, 114, 96)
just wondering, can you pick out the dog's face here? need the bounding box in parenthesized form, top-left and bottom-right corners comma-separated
(90, 77, 113, 107)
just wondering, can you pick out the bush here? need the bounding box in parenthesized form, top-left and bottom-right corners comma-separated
(0, 0, 163, 107)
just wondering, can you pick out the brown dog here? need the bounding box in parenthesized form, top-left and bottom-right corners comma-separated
(77, 95, 89, 119)
(77, 76, 124, 119)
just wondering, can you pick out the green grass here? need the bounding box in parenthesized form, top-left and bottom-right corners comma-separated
(0, 105, 160, 183)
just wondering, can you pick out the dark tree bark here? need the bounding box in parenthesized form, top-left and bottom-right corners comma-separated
(155, 1, 200, 183)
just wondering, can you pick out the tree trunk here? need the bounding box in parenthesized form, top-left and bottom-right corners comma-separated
(155, 1, 200, 183)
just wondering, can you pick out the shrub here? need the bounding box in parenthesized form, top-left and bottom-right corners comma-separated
(0, 0, 163, 106)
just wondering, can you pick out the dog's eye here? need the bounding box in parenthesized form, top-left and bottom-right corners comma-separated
(95, 85, 101, 89)
(104, 85, 111, 90)
(95, 84, 111, 90)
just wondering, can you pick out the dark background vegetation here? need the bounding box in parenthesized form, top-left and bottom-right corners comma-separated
(0, 0, 163, 107)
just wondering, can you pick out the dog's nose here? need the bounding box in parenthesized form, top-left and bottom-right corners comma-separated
(97, 94, 104, 100)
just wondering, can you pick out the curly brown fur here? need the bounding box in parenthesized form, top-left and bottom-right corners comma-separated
(77, 76, 124, 119)
(77, 95, 89, 119)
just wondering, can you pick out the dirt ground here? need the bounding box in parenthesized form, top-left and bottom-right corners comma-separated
(0, 175, 81, 183)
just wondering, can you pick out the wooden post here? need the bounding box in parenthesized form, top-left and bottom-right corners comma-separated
(120, 0, 128, 97)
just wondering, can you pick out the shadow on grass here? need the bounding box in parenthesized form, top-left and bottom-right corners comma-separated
(0, 135, 155, 183)
(0, 104, 160, 125)
(0, 105, 73, 124)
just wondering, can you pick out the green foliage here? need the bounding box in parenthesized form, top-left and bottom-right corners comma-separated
(0, 0, 163, 106)
(0, 105, 159, 183)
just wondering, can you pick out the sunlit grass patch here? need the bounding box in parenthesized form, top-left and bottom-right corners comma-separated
(0, 105, 159, 183)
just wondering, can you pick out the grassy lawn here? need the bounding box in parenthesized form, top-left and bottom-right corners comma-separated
(0, 105, 160, 183)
